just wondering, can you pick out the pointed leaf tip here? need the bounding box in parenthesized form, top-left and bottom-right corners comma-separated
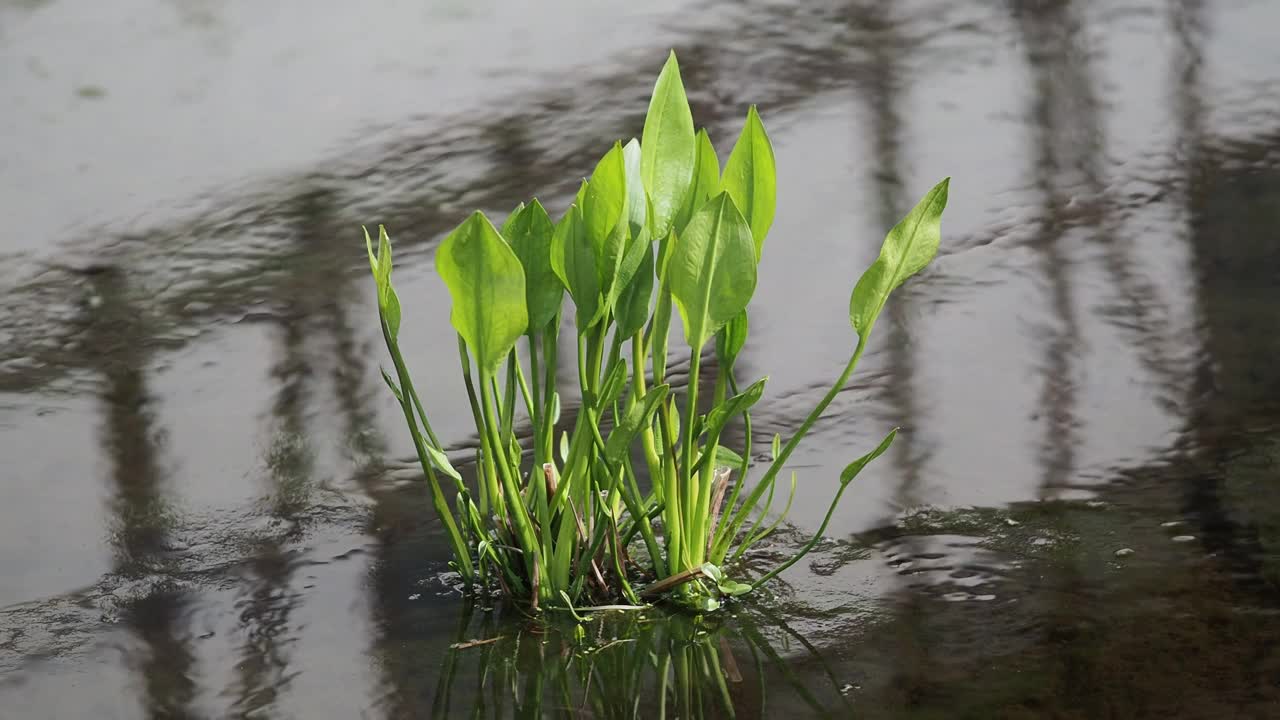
(642, 50, 696, 239)
(839, 428, 897, 486)
(848, 178, 949, 340)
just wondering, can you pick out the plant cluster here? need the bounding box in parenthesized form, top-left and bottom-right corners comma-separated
(366, 51, 948, 612)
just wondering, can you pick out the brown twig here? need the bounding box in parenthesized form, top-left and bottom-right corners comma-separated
(639, 565, 705, 598)
(705, 467, 732, 555)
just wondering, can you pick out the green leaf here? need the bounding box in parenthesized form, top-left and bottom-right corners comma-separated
(700, 563, 723, 583)
(613, 239, 654, 338)
(500, 201, 526, 237)
(719, 580, 752, 596)
(715, 309, 749, 367)
(503, 199, 562, 329)
(704, 377, 765, 437)
(839, 429, 898, 486)
(712, 445, 743, 469)
(379, 367, 404, 403)
(550, 205, 604, 332)
(435, 212, 529, 377)
(674, 129, 721, 234)
(604, 195, 653, 315)
(425, 443, 463, 482)
(604, 384, 670, 464)
(667, 192, 758, 349)
(849, 178, 949, 340)
(584, 142, 629, 273)
(598, 358, 629, 409)
(641, 51, 696, 239)
(721, 106, 777, 258)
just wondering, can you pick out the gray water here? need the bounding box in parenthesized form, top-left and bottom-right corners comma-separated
(3, 0, 1280, 717)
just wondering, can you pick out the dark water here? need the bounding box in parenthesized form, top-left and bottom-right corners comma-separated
(3, 0, 1280, 717)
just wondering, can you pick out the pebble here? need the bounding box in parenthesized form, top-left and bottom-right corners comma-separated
(1115, 548, 1135, 557)
(1171, 535, 1196, 543)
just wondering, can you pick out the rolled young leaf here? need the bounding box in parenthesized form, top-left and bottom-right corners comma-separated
(364, 225, 402, 339)
(435, 212, 529, 376)
(667, 192, 758, 350)
(849, 178, 949, 340)
(641, 51, 696, 239)
(622, 138, 648, 234)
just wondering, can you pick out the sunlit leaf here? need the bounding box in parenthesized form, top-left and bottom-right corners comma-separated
(641, 51, 696, 238)
(435, 212, 528, 376)
(500, 201, 526, 237)
(674, 129, 720, 234)
(584, 142, 629, 276)
(667, 193, 757, 349)
(721, 106, 777, 258)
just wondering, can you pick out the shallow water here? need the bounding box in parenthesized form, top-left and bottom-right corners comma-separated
(3, 0, 1280, 717)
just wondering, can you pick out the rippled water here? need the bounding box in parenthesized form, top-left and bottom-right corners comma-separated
(3, 0, 1280, 717)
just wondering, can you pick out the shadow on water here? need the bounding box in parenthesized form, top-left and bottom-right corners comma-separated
(4, 0, 1280, 717)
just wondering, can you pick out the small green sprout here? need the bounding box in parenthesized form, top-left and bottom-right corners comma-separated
(364, 50, 949, 612)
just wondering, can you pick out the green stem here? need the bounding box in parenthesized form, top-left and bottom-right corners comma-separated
(746, 480, 848, 592)
(528, 333, 543, 466)
(715, 336, 868, 562)
(458, 335, 497, 518)
(386, 322, 473, 582)
(479, 377, 543, 590)
(633, 333, 663, 496)
(680, 346, 703, 571)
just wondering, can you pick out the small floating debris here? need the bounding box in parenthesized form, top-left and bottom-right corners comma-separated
(1161, 520, 1184, 528)
(450, 636, 504, 650)
(1114, 548, 1135, 557)
(1171, 535, 1196, 543)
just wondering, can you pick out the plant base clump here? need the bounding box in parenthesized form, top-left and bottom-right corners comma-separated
(365, 51, 949, 613)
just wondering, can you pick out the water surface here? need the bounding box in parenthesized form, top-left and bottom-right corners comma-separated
(3, 0, 1280, 717)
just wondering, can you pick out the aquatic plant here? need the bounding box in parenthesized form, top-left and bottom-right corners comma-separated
(366, 51, 948, 612)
